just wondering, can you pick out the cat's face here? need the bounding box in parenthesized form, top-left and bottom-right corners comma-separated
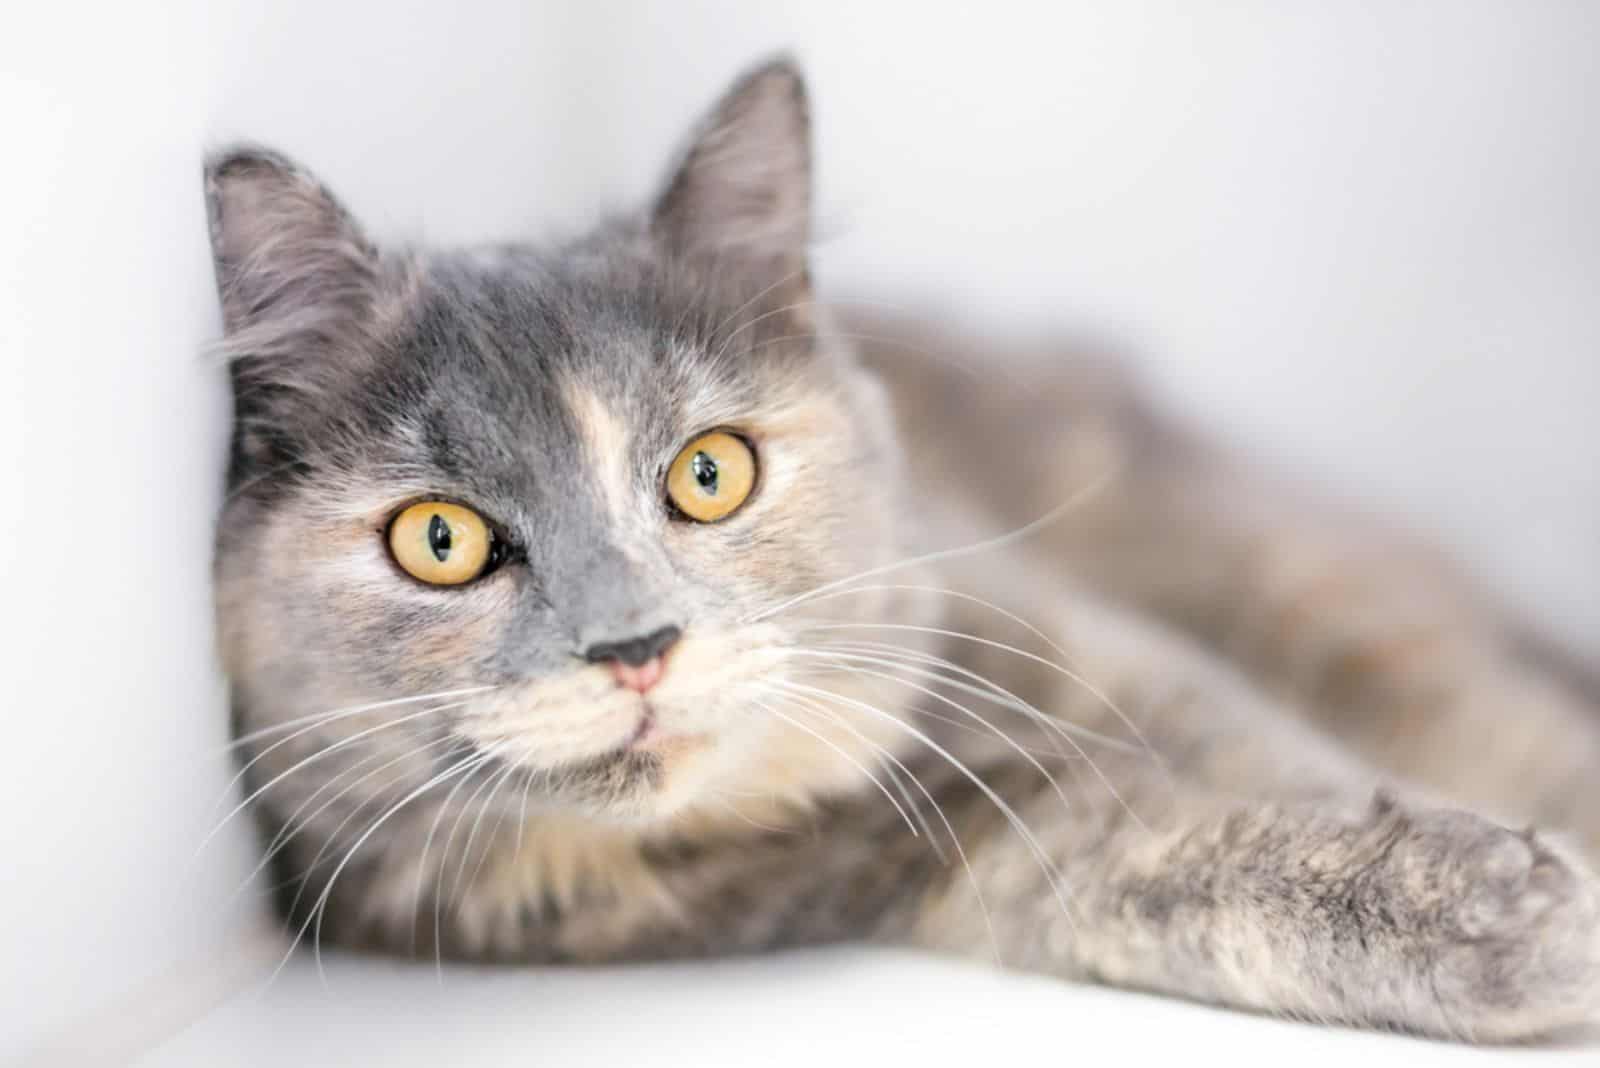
(212, 63, 911, 825)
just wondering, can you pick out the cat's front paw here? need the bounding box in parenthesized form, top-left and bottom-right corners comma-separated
(1376, 801, 1600, 1040)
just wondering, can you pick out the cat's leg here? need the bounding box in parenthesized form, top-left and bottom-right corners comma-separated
(907, 780, 1600, 1041)
(874, 593, 1600, 1040)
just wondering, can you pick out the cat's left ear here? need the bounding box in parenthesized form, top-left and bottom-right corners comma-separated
(651, 57, 812, 286)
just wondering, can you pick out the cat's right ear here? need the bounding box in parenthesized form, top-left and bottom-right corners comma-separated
(204, 146, 381, 378)
(650, 58, 812, 288)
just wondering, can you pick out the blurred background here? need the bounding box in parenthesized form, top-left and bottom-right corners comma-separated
(3, 2, 1595, 1063)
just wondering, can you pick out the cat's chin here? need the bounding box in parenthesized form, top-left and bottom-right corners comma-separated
(511, 726, 741, 828)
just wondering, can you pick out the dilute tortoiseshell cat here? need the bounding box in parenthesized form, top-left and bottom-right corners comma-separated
(207, 58, 1600, 1041)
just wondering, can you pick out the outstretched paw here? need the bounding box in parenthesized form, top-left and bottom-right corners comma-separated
(1375, 801, 1600, 1040)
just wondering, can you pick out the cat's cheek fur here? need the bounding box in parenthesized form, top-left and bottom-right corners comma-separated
(221, 488, 518, 694)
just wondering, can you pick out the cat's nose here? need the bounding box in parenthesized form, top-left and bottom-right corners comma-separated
(583, 625, 682, 693)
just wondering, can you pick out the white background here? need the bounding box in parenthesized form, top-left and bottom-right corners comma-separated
(3, 2, 1595, 1064)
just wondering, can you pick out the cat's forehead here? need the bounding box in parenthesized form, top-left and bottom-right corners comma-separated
(340, 249, 789, 513)
(392, 255, 736, 419)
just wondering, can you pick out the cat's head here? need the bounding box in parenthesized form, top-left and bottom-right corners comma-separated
(211, 60, 919, 825)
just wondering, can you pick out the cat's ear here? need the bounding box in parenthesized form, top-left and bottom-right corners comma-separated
(651, 58, 812, 283)
(204, 146, 381, 358)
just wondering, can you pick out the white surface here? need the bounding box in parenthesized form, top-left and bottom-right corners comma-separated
(144, 949, 1599, 1067)
(3, 1, 1596, 1064)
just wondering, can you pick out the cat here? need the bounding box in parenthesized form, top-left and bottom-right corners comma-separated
(206, 57, 1600, 1042)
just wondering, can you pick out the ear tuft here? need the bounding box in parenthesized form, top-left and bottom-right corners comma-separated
(651, 57, 812, 275)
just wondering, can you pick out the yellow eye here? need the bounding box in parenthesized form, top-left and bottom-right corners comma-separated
(666, 431, 757, 522)
(388, 501, 496, 586)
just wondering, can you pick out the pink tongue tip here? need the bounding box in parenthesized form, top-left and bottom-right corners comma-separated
(610, 656, 665, 694)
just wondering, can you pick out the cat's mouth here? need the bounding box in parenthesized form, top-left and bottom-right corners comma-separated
(624, 708, 657, 749)
(453, 700, 708, 782)
(621, 706, 712, 760)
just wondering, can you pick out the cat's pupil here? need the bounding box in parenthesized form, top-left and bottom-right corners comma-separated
(691, 451, 718, 494)
(428, 514, 452, 561)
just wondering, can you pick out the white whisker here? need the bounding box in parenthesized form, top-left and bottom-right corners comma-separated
(453, 761, 523, 907)
(747, 697, 920, 837)
(772, 677, 1077, 935)
(785, 582, 1168, 784)
(788, 650, 1075, 819)
(283, 736, 473, 936)
(797, 623, 1154, 831)
(807, 638, 1133, 821)
(421, 755, 500, 977)
(267, 750, 485, 988)
(705, 792, 796, 835)
(745, 466, 1115, 625)
(752, 684, 947, 862)
(235, 734, 459, 907)
(219, 685, 495, 754)
(196, 698, 476, 862)
(510, 757, 536, 870)
(764, 686, 1001, 961)
(803, 640, 1139, 756)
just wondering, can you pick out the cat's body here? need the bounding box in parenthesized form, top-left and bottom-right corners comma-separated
(211, 60, 1600, 1042)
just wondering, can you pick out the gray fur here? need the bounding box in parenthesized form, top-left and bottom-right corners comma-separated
(207, 57, 1600, 1042)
